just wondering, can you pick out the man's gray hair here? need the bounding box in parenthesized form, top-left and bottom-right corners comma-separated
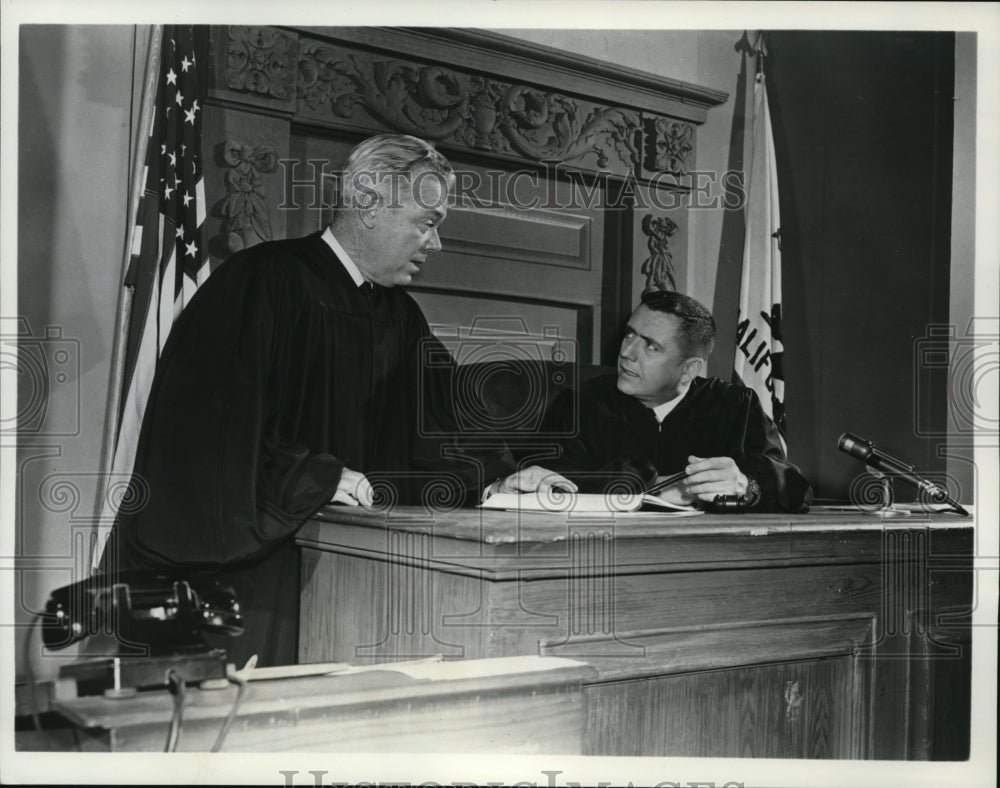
(339, 134, 453, 210)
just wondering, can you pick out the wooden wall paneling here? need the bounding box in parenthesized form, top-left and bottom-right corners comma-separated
(300, 549, 489, 665)
(540, 617, 875, 675)
(515, 562, 886, 639)
(600, 187, 634, 362)
(544, 618, 871, 758)
(414, 155, 607, 364)
(859, 527, 974, 760)
(203, 25, 299, 266)
(292, 29, 650, 177)
(584, 656, 857, 758)
(200, 106, 292, 266)
(207, 26, 299, 114)
(301, 27, 728, 126)
(910, 604, 972, 761)
(283, 130, 349, 238)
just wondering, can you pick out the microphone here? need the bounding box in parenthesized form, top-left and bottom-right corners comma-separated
(838, 432, 968, 516)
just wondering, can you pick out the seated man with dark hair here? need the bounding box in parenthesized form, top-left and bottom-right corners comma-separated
(540, 290, 812, 512)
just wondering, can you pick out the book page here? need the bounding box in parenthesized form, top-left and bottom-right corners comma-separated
(480, 491, 703, 515)
(480, 491, 643, 513)
(640, 495, 701, 513)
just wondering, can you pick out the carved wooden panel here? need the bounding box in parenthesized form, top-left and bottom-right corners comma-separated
(207, 26, 714, 181)
(209, 25, 298, 112)
(294, 38, 643, 176)
(439, 203, 592, 270)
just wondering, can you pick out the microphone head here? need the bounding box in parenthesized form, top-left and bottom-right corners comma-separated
(838, 432, 873, 461)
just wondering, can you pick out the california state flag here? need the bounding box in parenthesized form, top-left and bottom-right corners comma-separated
(734, 42, 785, 435)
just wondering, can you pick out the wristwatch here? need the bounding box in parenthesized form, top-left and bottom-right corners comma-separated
(709, 475, 763, 513)
(743, 476, 762, 509)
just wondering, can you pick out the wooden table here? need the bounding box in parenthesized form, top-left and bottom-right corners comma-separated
(297, 505, 974, 759)
(40, 656, 591, 753)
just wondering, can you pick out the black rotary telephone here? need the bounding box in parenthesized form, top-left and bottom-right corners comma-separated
(43, 570, 243, 655)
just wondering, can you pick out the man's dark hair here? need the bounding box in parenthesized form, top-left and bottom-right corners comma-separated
(639, 289, 717, 360)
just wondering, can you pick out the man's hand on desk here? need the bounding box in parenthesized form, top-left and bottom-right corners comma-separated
(679, 455, 749, 503)
(330, 467, 374, 507)
(487, 466, 579, 498)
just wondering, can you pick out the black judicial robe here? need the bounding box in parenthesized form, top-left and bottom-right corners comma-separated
(541, 374, 812, 513)
(101, 232, 509, 665)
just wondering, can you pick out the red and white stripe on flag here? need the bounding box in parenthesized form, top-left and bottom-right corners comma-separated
(96, 26, 209, 566)
(734, 43, 786, 434)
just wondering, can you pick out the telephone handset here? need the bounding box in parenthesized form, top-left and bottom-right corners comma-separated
(43, 570, 243, 654)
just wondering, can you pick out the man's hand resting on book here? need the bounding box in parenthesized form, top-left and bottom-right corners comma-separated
(486, 466, 578, 499)
(665, 455, 748, 504)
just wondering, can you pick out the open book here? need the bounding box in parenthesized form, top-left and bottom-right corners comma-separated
(480, 490, 702, 516)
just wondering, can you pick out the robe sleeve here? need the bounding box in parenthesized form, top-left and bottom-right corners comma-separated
(231, 256, 346, 557)
(725, 388, 812, 513)
(538, 388, 655, 494)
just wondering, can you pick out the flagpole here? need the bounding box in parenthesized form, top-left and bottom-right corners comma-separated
(92, 24, 163, 573)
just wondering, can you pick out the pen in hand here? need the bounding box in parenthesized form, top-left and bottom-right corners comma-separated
(644, 470, 688, 496)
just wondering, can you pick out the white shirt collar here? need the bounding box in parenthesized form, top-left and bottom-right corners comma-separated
(651, 383, 690, 423)
(322, 226, 366, 287)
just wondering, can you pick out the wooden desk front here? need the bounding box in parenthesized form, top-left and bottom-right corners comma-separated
(296, 507, 974, 759)
(40, 656, 591, 753)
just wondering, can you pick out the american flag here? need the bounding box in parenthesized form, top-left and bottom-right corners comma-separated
(95, 26, 209, 567)
(127, 25, 208, 364)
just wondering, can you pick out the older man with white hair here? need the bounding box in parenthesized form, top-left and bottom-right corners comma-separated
(100, 134, 571, 665)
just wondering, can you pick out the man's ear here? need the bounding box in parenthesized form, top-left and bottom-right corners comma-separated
(354, 176, 383, 229)
(681, 357, 705, 383)
(358, 199, 381, 229)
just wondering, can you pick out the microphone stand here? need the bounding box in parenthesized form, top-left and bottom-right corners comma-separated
(839, 432, 970, 517)
(861, 465, 910, 517)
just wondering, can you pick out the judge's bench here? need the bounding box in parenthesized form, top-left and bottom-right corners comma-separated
(33, 504, 973, 758)
(296, 504, 973, 759)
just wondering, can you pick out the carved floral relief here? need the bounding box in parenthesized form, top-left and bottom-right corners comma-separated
(213, 141, 280, 255)
(644, 117, 694, 176)
(226, 26, 296, 100)
(294, 41, 642, 173)
(219, 28, 697, 180)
